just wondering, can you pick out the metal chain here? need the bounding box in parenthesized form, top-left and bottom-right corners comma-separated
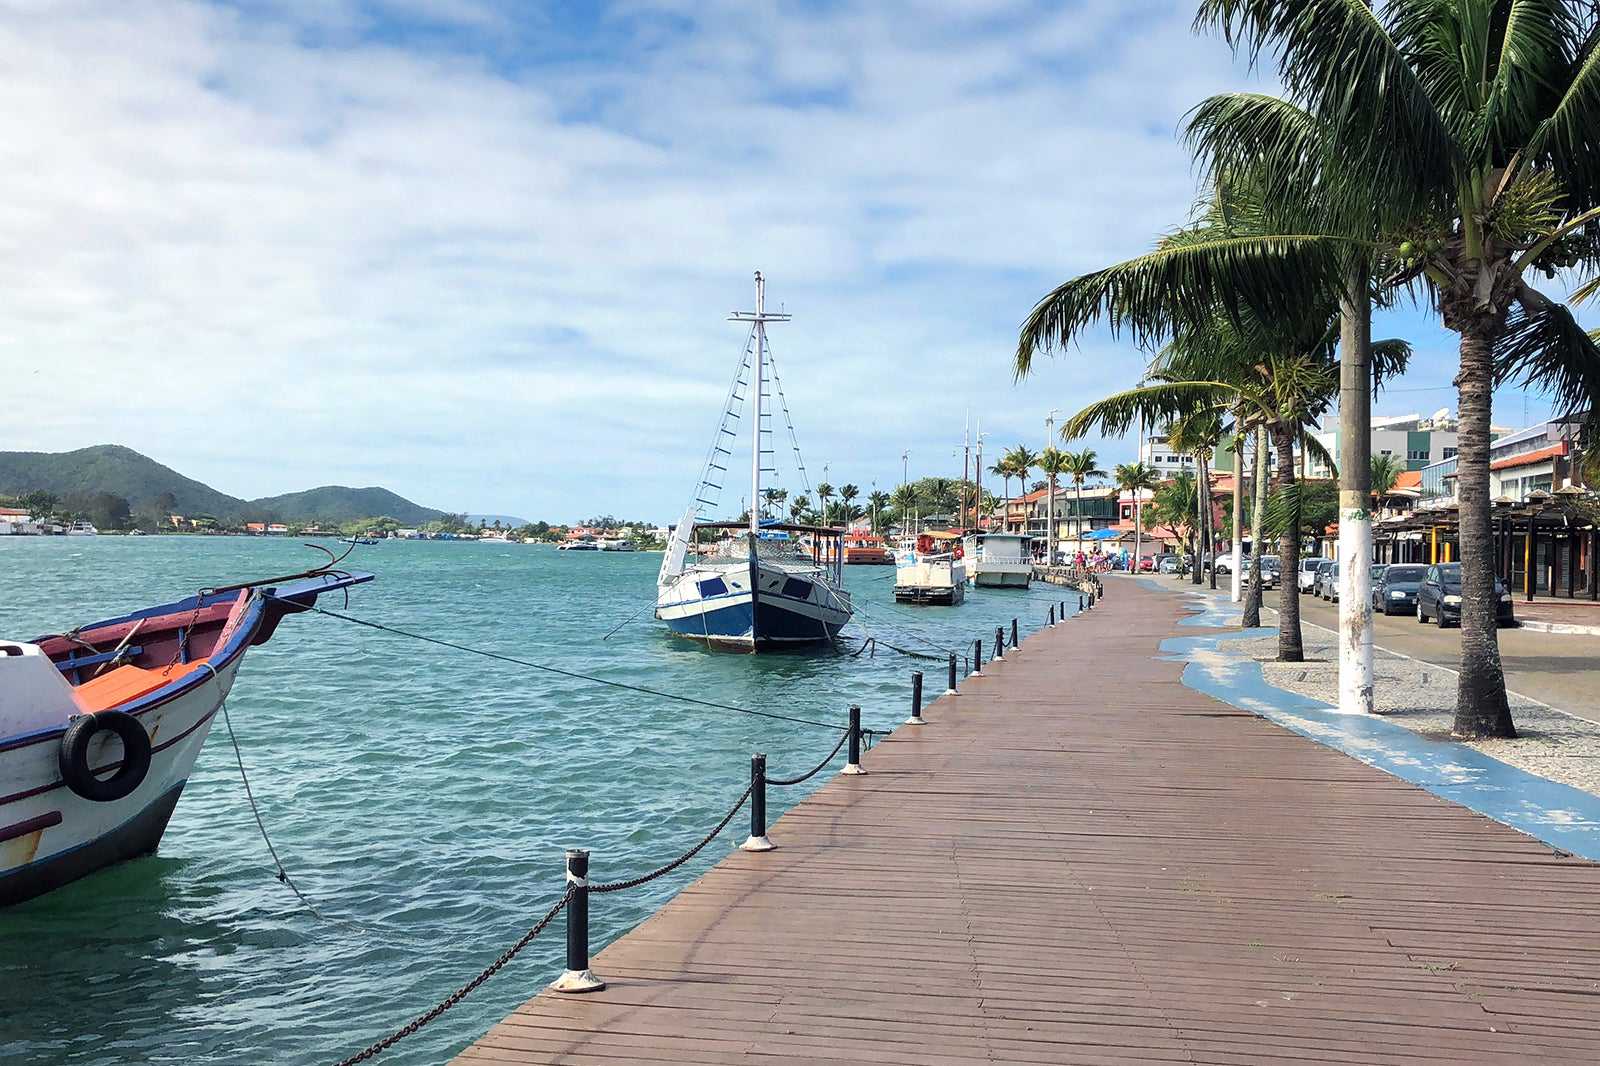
(768, 730, 849, 786)
(330, 887, 573, 1066)
(591, 783, 754, 894)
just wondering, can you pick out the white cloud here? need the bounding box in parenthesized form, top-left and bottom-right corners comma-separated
(3, 0, 1269, 519)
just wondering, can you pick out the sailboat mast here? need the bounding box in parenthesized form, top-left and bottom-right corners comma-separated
(750, 271, 764, 538)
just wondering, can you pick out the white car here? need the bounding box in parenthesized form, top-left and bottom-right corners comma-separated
(1296, 558, 1321, 593)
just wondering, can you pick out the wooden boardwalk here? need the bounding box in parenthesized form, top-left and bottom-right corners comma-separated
(456, 580, 1600, 1065)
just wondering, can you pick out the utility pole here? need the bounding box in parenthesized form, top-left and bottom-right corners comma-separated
(961, 411, 971, 530)
(1045, 408, 1060, 564)
(974, 419, 985, 530)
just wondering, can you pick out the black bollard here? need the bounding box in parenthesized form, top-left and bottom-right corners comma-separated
(550, 849, 605, 993)
(741, 753, 774, 851)
(946, 653, 958, 695)
(1011, 617, 1019, 648)
(972, 638, 983, 676)
(843, 704, 867, 774)
(995, 625, 1004, 659)
(907, 670, 925, 725)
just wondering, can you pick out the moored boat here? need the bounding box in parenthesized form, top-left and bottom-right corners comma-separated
(0, 569, 371, 906)
(657, 272, 853, 650)
(843, 532, 894, 565)
(963, 532, 1033, 588)
(65, 521, 98, 537)
(893, 532, 967, 605)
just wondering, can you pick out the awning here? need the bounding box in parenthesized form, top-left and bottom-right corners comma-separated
(1084, 528, 1122, 541)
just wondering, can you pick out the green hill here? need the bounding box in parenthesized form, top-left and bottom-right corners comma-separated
(246, 486, 442, 525)
(0, 445, 245, 518)
(0, 444, 444, 525)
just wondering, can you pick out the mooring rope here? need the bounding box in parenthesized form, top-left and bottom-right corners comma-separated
(330, 887, 573, 1066)
(767, 729, 849, 786)
(280, 599, 849, 733)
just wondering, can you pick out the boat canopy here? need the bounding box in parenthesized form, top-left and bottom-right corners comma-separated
(693, 521, 846, 538)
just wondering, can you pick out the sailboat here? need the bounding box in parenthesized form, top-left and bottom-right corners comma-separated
(656, 273, 852, 650)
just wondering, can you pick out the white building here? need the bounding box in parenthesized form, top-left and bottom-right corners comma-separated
(1140, 436, 1196, 476)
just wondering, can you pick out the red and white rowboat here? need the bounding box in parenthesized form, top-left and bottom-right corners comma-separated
(0, 570, 371, 907)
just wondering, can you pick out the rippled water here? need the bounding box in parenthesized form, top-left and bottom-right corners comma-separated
(0, 535, 1076, 1065)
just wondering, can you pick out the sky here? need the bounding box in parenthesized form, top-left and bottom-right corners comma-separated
(3, 0, 1591, 522)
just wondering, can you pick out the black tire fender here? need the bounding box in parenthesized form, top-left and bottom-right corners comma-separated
(58, 710, 152, 803)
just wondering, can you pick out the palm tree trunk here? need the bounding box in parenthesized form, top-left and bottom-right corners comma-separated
(1191, 458, 1204, 586)
(1338, 263, 1375, 715)
(1243, 428, 1267, 628)
(1273, 422, 1304, 662)
(1453, 324, 1515, 737)
(1231, 424, 1244, 602)
(1204, 456, 1218, 590)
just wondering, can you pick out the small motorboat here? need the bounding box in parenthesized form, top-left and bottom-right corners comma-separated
(962, 532, 1033, 588)
(340, 536, 380, 546)
(0, 569, 372, 906)
(894, 532, 967, 605)
(66, 521, 98, 537)
(842, 532, 894, 565)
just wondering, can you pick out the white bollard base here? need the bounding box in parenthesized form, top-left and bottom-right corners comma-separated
(904, 714, 925, 725)
(740, 834, 775, 852)
(550, 969, 606, 994)
(840, 763, 868, 776)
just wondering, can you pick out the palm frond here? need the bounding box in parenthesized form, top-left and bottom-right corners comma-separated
(1496, 288, 1600, 443)
(1059, 382, 1238, 444)
(1298, 430, 1337, 476)
(1194, 0, 1460, 214)
(1015, 234, 1358, 375)
(1370, 337, 1414, 390)
(1525, 17, 1600, 206)
(1475, 0, 1579, 163)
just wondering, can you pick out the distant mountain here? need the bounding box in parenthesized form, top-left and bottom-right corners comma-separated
(0, 444, 445, 525)
(249, 487, 443, 525)
(0, 444, 245, 517)
(466, 513, 530, 528)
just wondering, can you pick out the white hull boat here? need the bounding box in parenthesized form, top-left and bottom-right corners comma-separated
(963, 533, 1033, 588)
(894, 534, 967, 606)
(0, 570, 371, 906)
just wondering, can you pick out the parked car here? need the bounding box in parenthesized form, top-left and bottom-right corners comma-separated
(1260, 556, 1282, 589)
(1416, 562, 1516, 627)
(1156, 554, 1180, 574)
(1309, 560, 1334, 599)
(1320, 561, 1342, 602)
(1373, 563, 1426, 615)
(1296, 558, 1323, 593)
(1370, 564, 1388, 589)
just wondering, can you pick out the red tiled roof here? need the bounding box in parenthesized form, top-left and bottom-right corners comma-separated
(1394, 470, 1423, 490)
(1490, 443, 1565, 471)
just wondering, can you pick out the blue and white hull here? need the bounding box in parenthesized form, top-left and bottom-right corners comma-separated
(657, 559, 851, 650)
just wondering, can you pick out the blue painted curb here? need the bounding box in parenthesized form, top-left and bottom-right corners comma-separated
(1157, 588, 1600, 862)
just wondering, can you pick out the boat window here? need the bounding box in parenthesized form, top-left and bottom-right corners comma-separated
(697, 576, 728, 597)
(782, 578, 814, 600)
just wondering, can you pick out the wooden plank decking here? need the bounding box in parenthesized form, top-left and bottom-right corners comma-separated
(456, 579, 1600, 1065)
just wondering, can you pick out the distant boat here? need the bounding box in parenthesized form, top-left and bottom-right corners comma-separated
(894, 532, 967, 605)
(963, 532, 1032, 588)
(558, 540, 600, 551)
(340, 536, 380, 546)
(65, 521, 98, 537)
(600, 538, 637, 552)
(656, 272, 852, 650)
(0, 569, 372, 906)
(842, 532, 894, 565)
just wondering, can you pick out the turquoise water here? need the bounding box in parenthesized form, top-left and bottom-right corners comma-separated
(0, 536, 1076, 1065)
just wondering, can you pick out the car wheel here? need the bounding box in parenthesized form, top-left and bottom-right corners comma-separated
(1436, 607, 1448, 628)
(1416, 602, 1426, 623)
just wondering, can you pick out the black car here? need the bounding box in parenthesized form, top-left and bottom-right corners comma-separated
(1416, 562, 1516, 627)
(1372, 563, 1426, 615)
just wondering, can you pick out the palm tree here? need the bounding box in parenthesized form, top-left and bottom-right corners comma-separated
(1186, 0, 1600, 736)
(1370, 454, 1404, 501)
(1036, 448, 1073, 563)
(789, 495, 809, 523)
(1153, 471, 1200, 566)
(1058, 448, 1108, 560)
(1003, 446, 1039, 539)
(867, 490, 890, 533)
(815, 482, 834, 527)
(1113, 462, 1160, 574)
(839, 484, 860, 526)
(890, 484, 918, 530)
(990, 460, 1015, 526)
(1169, 411, 1225, 588)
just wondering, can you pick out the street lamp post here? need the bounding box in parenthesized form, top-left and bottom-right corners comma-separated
(1045, 409, 1060, 565)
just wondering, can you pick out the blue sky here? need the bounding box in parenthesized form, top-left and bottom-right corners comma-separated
(4, 0, 1588, 522)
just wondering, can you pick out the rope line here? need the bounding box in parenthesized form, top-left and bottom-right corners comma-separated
(767, 730, 849, 786)
(330, 887, 573, 1066)
(590, 782, 754, 894)
(281, 600, 847, 734)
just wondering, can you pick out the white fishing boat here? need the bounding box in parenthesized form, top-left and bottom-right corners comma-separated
(65, 521, 98, 537)
(962, 532, 1033, 588)
(894, 532, 967, 605)
(656, 272, 852, 650)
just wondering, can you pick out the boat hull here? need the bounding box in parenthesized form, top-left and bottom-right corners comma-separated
(971, 567, 1032, 588)
(893, 582, 966, 606)
(0, 651, 244, 907)
(657, 560, 852, 650)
